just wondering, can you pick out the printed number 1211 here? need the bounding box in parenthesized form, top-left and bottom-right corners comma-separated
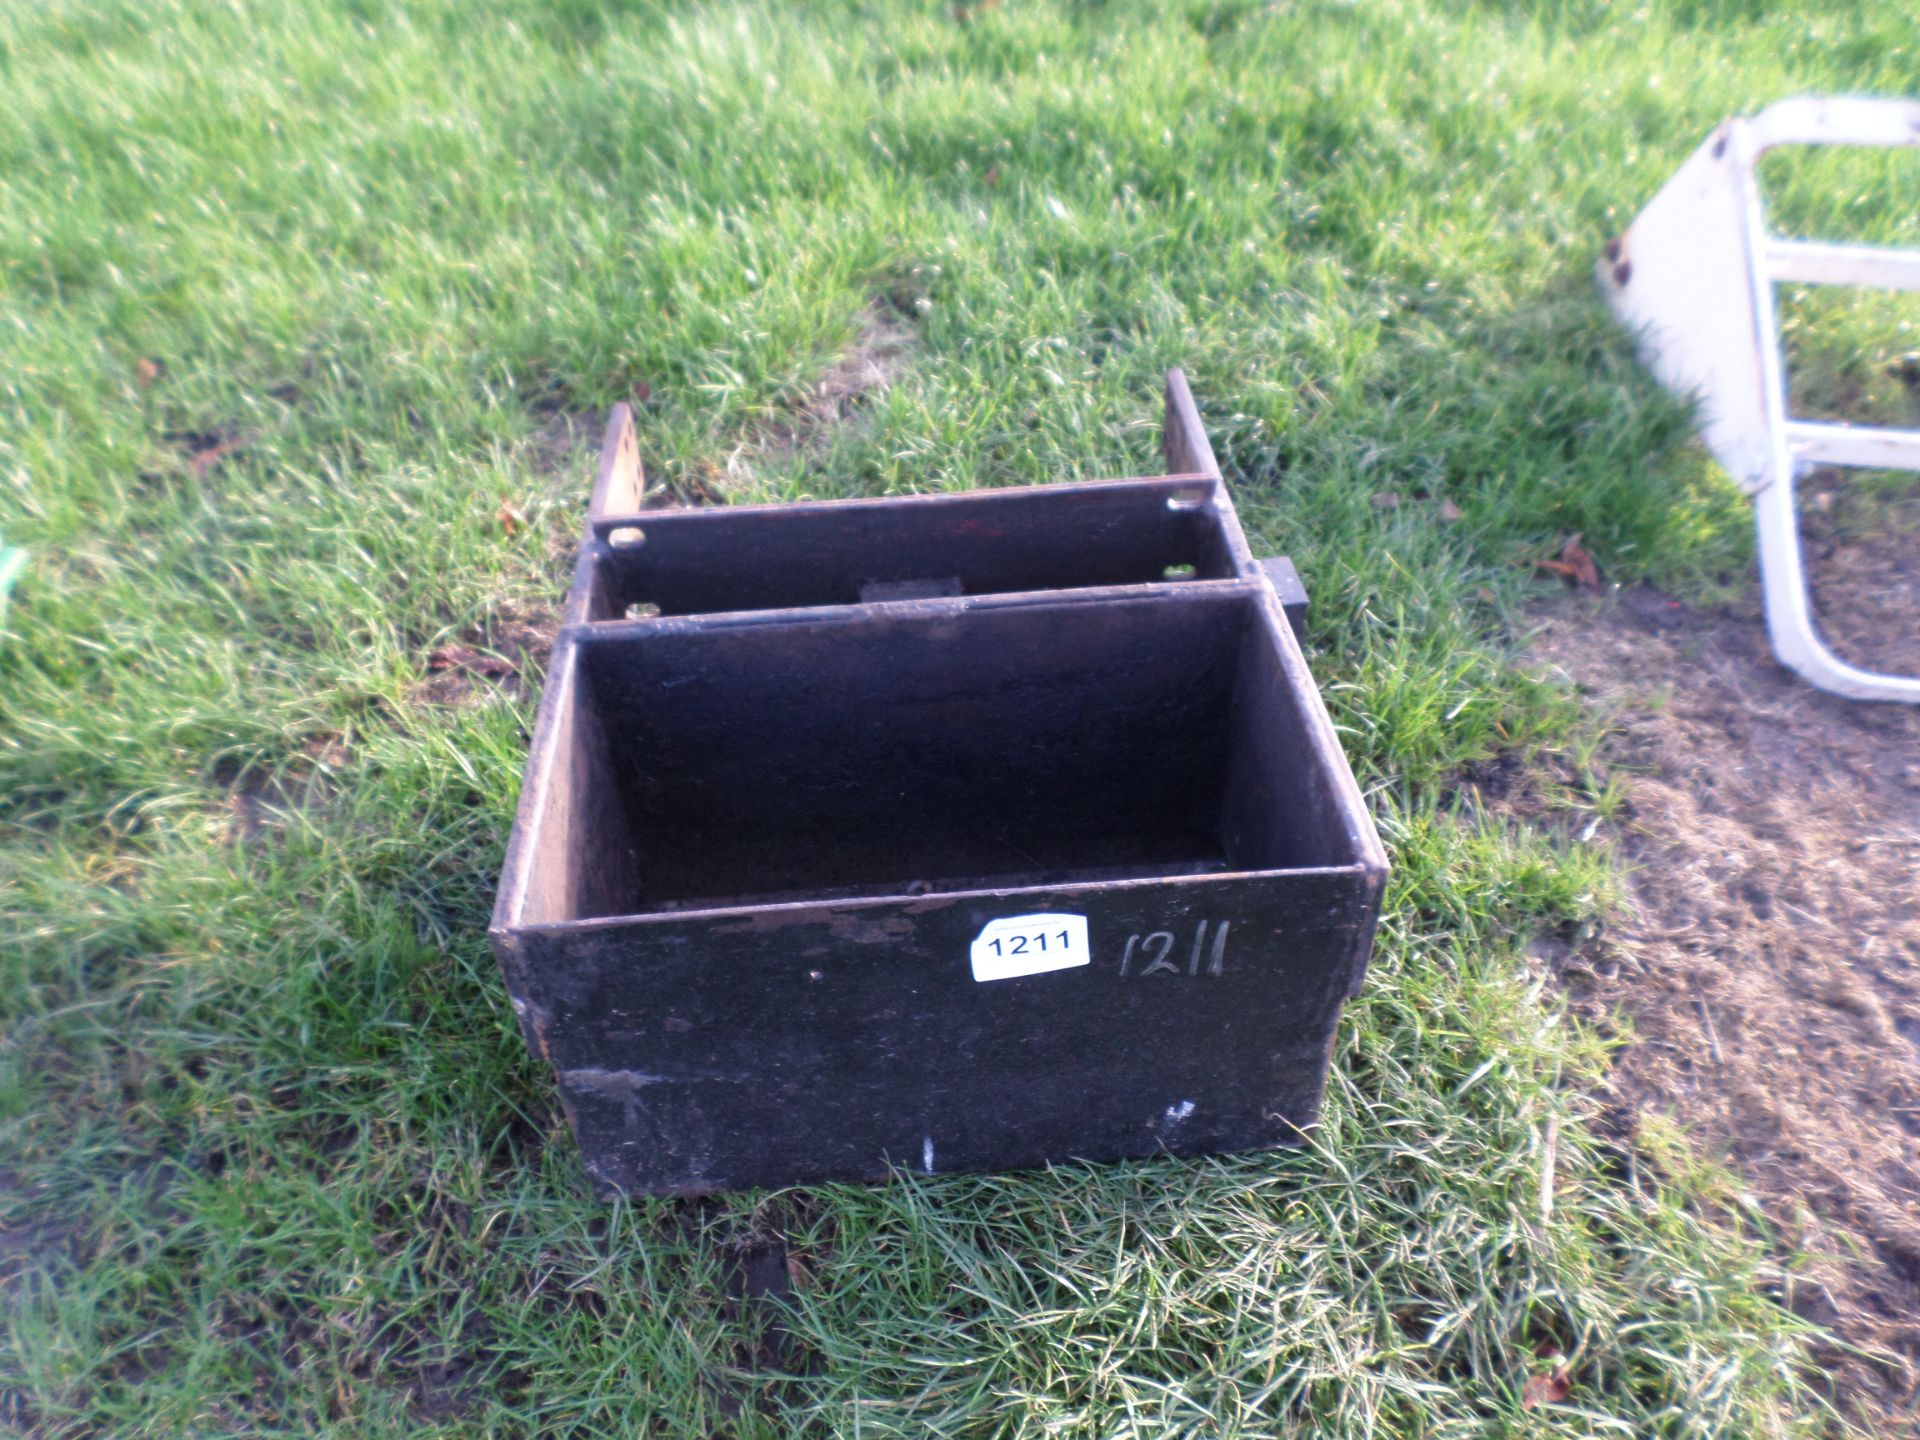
(984, 928, 1072, 957)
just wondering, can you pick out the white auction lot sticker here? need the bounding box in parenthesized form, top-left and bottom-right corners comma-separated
(969, 913, 1090, 983)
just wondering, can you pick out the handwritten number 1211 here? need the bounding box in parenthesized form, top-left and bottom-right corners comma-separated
(1119, 920, 1229, 978)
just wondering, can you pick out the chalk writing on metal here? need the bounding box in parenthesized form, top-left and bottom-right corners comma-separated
(1117, 920, 1228, 978)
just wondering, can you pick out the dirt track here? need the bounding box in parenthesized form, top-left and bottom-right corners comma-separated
(1523, 503, 1920, 1422)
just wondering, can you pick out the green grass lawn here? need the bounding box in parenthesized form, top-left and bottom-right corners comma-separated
(3, 0, 1916, 1434)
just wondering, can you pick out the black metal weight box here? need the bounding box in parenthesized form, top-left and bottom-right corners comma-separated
(490, 372, 1386, 1195)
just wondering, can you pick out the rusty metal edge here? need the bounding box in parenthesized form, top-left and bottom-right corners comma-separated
(1247, 553, 1389, 1000)
(1168, 369, 1385, 906)
(489, 627, 582, 940)
(569, 574, 1258, 638)
(1166, 367, 1260, 585)
(586, 471, 1223, 537)
(506, 859, 1384, 937)
(1162, 367, 1222, 480)
(586, 403, 643, 529)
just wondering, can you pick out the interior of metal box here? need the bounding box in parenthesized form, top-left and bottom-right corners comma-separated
(518, 587, 1365, 923)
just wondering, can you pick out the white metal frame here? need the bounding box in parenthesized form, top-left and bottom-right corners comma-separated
(1600, 96, 1920, 703)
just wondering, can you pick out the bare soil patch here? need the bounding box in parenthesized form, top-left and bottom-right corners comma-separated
(790, 302, 914, 436)
(648, 300, 916, 503)
(412, 604, 559, 709)
(1524, 531, 1920, 1423)
(0, 1171, 77, 1313)
(754, 302, 914, 465)
(1801, 471, 1920, 683)
(525, 408, 595, 496)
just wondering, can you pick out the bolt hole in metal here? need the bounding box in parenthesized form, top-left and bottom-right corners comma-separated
(608, 525, 646, 548)
(1166, 487, 1210, 512)
(1163, 563, 1198, 581)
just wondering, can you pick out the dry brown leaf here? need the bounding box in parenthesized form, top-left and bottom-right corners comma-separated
(785, 1251, 814, 1291)
(675, 461, 725, 507)
(1437, 498, 1464, 522)
(1562, 538, 1602, 588)
(1521, 1363, 1573, 1410)
(1370, 491, 1401, 511)
(427, 645, 515, 678)
(186, 436, 246, 479)
(135, 357, 162, 388)
(1535, 533, 1601, 590)
(302, 732, 353, 768)
(497, 499, 529, 535)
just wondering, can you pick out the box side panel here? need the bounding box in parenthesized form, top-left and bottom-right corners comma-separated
(1224, 591, 1389, 997)
(498, 643, 639, 929)
(562, 544, 603, 627)
(1162, 369, 1222, 481)
(584, 478, 1235, 618)
(1219, 605, 1367, 872)
(510, 870, 1379, 1193)
(586, 404, 644, 525)
(1242, 585, 1387, 867)
(491, 637, 583, 1054)
(491, 637, 574, 935)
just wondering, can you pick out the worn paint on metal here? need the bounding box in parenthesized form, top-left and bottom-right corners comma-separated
(488, 370, 1388, 1195)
